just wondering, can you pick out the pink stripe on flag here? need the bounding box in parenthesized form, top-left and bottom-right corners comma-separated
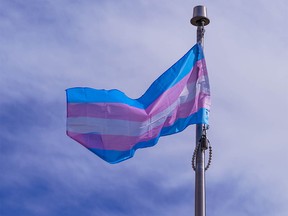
(67, 123, 164, 151)
(67, 102, 147, 121)
(162, 92, 210, 127)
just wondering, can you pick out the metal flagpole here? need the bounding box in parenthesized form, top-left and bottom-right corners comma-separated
(190, 5, 210, 216)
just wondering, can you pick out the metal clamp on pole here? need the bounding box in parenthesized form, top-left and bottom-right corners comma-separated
(190, 5, 210, 216)
(200, 134, 208, 150)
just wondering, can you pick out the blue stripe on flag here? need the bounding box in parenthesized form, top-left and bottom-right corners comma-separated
(66, 43, 204, 109)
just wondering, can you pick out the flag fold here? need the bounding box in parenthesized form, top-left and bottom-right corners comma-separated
(66, 43, 210, 163)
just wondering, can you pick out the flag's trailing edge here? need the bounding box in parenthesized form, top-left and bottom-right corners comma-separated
(66, 43, 211, 164)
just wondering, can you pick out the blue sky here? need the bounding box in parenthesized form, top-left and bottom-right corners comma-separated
(1, 0, 288, 215)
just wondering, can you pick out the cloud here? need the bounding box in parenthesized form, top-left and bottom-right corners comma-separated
(1, 0, 288, 216)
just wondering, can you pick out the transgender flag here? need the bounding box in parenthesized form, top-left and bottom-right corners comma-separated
(66, 43, 211, 164)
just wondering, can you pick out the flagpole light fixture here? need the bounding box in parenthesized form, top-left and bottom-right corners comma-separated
(190, 5, 210, 26)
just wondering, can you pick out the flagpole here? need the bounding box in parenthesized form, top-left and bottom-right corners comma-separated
(190, 5, 210, 216)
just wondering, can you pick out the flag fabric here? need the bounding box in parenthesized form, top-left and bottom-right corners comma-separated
(66, 43, 211, 164)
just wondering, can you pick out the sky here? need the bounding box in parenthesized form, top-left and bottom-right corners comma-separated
(0, 0, 288, 215)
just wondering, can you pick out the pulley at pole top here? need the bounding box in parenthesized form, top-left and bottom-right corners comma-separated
(190, 5, 210, 26)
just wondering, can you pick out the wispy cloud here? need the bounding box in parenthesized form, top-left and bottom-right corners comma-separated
(0, 0, 288, 215)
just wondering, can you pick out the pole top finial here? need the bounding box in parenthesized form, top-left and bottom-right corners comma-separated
(190, 5, 210, 26)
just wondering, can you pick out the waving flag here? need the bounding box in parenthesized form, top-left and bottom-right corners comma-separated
(66, 43, 210, 163)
